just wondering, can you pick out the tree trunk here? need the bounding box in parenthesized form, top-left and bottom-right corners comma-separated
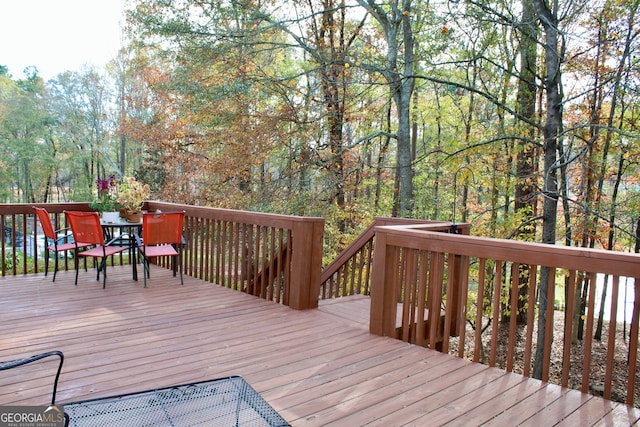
(509, 0, 539, 324)
(358, 0, 416, 217)
(532, 0, 562, 380)
(395, 87, 414, 216)
(375, 105, 392, 210)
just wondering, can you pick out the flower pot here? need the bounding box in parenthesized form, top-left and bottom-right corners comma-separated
(126, 210, 142, 223)
(119, 208, 127, 218)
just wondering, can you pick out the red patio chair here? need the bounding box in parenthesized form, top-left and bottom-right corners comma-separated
(33, 207, 91, 282)
(135, 211, 185, 288)
(65, 211, 129, 288)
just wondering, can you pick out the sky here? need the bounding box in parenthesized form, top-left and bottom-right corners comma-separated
(0, 0, 126, 80)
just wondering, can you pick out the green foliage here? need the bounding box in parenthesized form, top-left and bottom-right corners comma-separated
(2, 253, 15, 272)
(1, 0, 640, 258)
(321, 202, 370, 267)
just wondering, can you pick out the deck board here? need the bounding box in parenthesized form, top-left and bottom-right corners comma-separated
(1, 267, 639, 426)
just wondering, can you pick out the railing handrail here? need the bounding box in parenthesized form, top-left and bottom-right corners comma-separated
(377, 225, 640, 277)
(145, 201, 323, 228)
(4, 203, 95, 214)
(319, 222, 377, 286)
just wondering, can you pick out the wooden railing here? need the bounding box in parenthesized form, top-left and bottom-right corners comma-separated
(146, 201, 324, 309)
(370, 224, 640, 405)
(7, 202, 639, 403)
(1, 203, 92, 277)
(318, 217, 469, 299)
(0, 202, 324, 309)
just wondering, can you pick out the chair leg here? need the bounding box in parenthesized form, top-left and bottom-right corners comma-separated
(143, 256, 149, 288)
(53, 253, 58, 282)
(98, 258, 107, 289)
(44, 248, 50, 278)
(74, 256, 80, 286)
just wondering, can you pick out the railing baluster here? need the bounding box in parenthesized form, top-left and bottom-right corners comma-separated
(604, 275, 621, 400)
(198, 218, 205, 279)
(203, 218, 211, 282)
(1, 214, 6, 276)
(474, 258, 486, 363)
(562, 270, 577, 387)
(185, 216, 193, 274)
(582, 271, 598, 394)
(11, 215, 17, 275)
(268, 227, 275, 300)
(428, 252, 444, 350)
(356, 245, 365, 295)
(232, 222, 239, 290)
(627, 277, 640, 405)
(345, 255, 353, 296)
(456, 255, 470, 359)
(416, 250, 429, 348)
(400, 249, 410, 342)
(506, 262, 518, 372)
(541, 267, 556, 382)
(275, 228, 284, 302)
(442, 252, 457, 354)
(31, 213, 38, 274)
(523, 265, 537, 377)
(283, 228, 292, 306)
(213, 219, 221, 285)
(490, 260, 502, 367)
(364, 240, 373, 295)
(20, 214, 27, 273)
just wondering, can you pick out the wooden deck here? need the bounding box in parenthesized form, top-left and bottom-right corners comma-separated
(2, 266, 640, 426)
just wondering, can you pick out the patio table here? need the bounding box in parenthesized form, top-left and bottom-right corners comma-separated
(63, 376, 289, 427)
(100, 216, 142, 281)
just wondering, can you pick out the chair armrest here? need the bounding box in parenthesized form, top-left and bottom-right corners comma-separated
(105, 233, 134, 247)
(0, 351, 64, 405)
(51, 228, 73, 244)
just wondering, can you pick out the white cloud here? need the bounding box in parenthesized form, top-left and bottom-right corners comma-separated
(0, 0, 125, 79)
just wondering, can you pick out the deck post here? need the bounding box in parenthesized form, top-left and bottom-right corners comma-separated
(369, 228, 398, 337)
(288, 218, 324, 310)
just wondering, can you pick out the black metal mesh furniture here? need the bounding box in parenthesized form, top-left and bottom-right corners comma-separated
(63, 376, 290, 427)
(0, 350, 64, 406)
(1, 351, 288, 427)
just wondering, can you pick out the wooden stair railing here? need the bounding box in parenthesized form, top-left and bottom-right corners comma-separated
(246, 243, 289, 304)
(319, 222, 377, 299)
(319, 217, 469, 300)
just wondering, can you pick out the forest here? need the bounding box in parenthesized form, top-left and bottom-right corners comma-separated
(1, 0, 640, 260)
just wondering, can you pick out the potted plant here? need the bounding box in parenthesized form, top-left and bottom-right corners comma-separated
(117, 176, 150, 222)
(89, 175, 120, 222)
